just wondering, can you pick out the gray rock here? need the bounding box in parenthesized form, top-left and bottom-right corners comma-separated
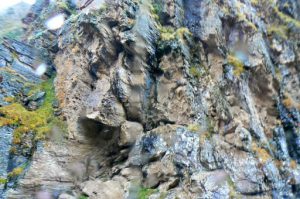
(200, 140, 219, 170)
(172, 127, 200, 170)
(128, 133, 167, 166)
(119, 121, 143, 147)
(81, 180, 124, 199)
(0, 127, 13, 195)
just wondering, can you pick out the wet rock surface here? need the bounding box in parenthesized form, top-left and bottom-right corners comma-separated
(0, 0, 300, 198)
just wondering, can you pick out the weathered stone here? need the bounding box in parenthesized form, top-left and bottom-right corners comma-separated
(81, 180, 124, 199)
(2, 0, 300, 198)
(119, 121, 143, 146)
(58, 193, 76, 199)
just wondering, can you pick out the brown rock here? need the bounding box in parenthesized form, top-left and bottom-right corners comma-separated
(119, 121, 143, 146)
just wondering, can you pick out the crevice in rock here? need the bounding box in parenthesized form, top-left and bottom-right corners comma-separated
(78, 117, 120, 147)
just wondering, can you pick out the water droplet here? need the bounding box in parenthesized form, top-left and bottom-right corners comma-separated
(45, 14, 65, 30)
(35, 64, 47, 76)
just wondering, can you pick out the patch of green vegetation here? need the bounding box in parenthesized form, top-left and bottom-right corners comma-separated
(99, 4, 108, 13)
(189, 65, 203, 79)
(0, 178, 7, 184)
(0, 77, 65, 144)
(267, 25, 289, 39)
(227, 55, 244, 77)
(152, 2, 163, 15)
(274, 7, 300, 28)
(159, 26, 192, 42)
(187, 123, 201, 132)
(150, 2, 163, 21)
(252, 142, 272, 164)
(227, 177, 242, 199)
(199, 117, 216, 144)
(79, 195, 89, 199)
(8, 167, 24, 178)
(250, 0, 259, 6)
(159, 26, 176, 41)
(138, 188, 157, 199)
(57, 1, 76, 15)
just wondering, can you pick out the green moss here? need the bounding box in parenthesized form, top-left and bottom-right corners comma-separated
(274, 7, 300, 28)
(267, 25, 289, 39)
(150, 2, 163, 21)
(138, 188, 157, 199)
(0, 77, 64, 144)
(0, 178, 7, 184)
(159, 26, 192, 42)
(57, 1, 76, 15)
(159, 26, 176, 41)
(227, 55, 244, 77)
(189, 65, 203, 79)
(187, 123, 201, 132)
(251, 0, 259, 5)
(227, 177, 242, 199)
(79, 195, 89, 199)
(152, 2, 163, 15)
(8, 167, 24, 178)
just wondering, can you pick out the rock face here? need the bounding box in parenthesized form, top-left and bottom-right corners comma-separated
(1, 0, 300, 198)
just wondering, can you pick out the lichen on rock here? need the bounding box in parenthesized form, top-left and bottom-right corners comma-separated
(0, 0, 300, 198)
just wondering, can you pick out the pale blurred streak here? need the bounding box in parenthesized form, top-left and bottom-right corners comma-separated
(23, 0, 36, 4)
(35, 63, 47, 76)
(45, 14, 65, 30)
(36, 191, 53, 199)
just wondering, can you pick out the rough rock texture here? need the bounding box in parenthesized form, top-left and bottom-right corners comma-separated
(0, 0, 300, 198)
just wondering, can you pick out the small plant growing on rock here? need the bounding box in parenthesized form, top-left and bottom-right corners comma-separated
(8, 167, 24, 178)
(159, 26, 176, 41)
(227, 54, 245, 77)
(150, 2, 163, 21)
(267, 25, 289, 39)
(282, 97, 293, 108)
(79, 195, 89, 199)
(187, 123, 201, 132)
(290, 160, 297, 169)
(138, 188, 157, 199)
(189, 65, 203, 79)
(274, 7, 300, 28)
(252, 143, 272, 164)
(0, 77, 66, 145)
(3, 96, 15, 103)
(159, 26, 191, 42)
(0, 178, 7, 184)
(282, 93, 299, 109)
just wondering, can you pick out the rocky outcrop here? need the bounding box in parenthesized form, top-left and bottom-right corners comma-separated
(0, 0, 300, 198)
(0, 37, 54, 197)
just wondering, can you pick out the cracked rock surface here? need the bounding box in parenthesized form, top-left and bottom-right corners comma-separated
(0, 0, 300, 198)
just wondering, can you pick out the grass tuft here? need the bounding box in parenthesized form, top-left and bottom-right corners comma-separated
(227, 55, 245, 77)
(138, 188, 157, 199)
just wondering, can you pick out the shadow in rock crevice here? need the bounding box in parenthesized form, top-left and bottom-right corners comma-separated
(78, 117, 120, 149)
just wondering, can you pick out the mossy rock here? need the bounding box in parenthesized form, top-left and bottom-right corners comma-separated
(227, 55, 244, 77)
(138, 188, 158, 199)
(0, 77, 66, 145)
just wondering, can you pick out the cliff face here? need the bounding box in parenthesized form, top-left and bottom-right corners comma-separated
(0, 0, 300, 198)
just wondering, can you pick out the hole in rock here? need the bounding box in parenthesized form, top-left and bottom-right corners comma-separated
(78, 117, 120, 147)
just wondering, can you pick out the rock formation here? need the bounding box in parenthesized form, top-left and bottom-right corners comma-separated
(0, 0, 300, 198)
